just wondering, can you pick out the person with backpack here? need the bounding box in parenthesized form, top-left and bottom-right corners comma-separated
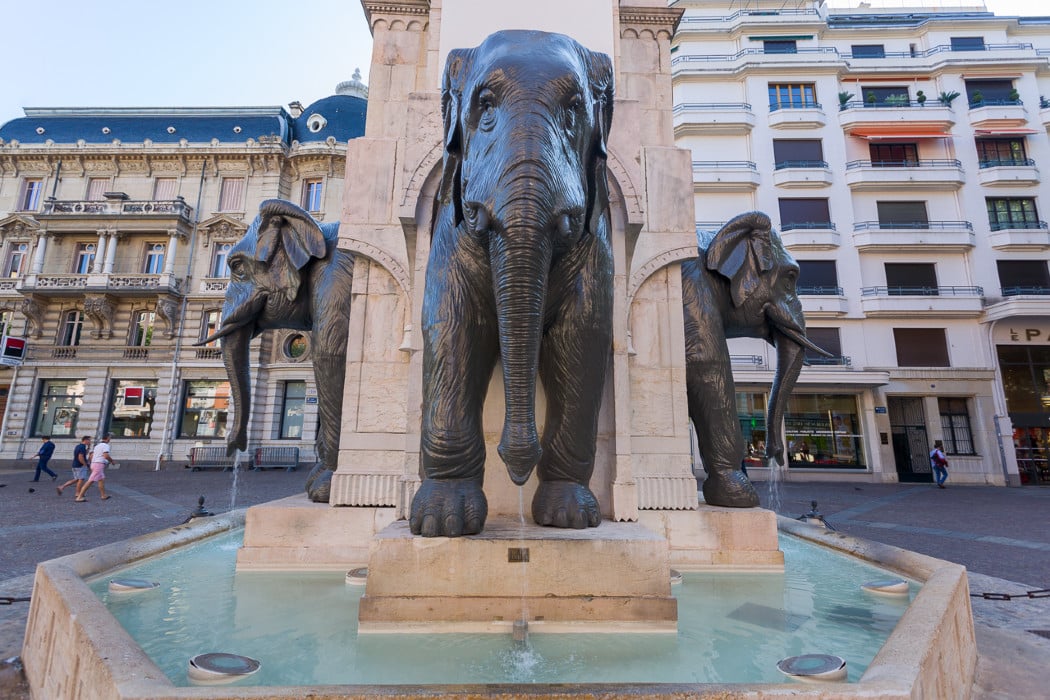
(930, 440, 949, 489)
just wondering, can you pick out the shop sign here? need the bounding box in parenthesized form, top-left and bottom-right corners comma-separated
(874, 406, 887, 414)
(0, 335, 26, 366)
(305, 396, 318, 404)
(995, 323, 1050, 345)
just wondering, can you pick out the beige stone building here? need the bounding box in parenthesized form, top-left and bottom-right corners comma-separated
(0, 77, 367, 468)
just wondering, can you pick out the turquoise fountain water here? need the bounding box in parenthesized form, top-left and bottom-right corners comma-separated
(90, 530, 915, 687)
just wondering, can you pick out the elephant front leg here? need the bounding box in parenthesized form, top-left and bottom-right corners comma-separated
(687, 357, 759, 508)
(304, 351, 345, 503)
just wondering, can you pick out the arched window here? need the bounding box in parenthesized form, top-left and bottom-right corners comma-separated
(61, 310, 84, 346)
(130, 310, 155, 347)
(144, 243, 166, 274)
(211, 243, 232, 277)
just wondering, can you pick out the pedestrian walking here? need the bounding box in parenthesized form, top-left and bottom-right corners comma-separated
(57, 436, 91, 496)
(930, 439, 949, 489)
(76, 433, 114, 502)
(31, 435, 58, 482)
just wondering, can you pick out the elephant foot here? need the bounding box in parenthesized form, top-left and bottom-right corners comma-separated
(532, 480, 601, 529)
(702, 470, 759, 508)
(410, 478, 488, 537)
(304, 463, 333, 503)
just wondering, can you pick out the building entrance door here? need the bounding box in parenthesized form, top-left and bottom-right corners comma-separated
(889, 397, 932, 483)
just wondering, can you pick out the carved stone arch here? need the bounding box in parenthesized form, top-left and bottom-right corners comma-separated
(655, 29, 674, 41)
(406, 19, 426, 31)
(621, 28, 640, 39)
(605, 148, 642, 224)
(400, 140, 444, 211)
(372, 18, 389, 31)
(626, 244, 699, 315)
(390, 19, 406, 30)
(638, 28, 656, 40)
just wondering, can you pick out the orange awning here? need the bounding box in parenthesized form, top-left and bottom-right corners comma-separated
(975, 128, 1039, 136)
(849, 127, 952, 140)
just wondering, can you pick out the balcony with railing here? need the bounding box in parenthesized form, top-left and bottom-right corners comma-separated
(967, 99, 1028, 129)
(772, 160, 831, 188)
(691, 161, 760, 191)
(779, 221, 839, 249)
(837, 100, 954, 133)
(199, 277, 230, 294)
(859, 285, 984, 317)
(1042, 98, 1050, 128)
(987, 219, 1050, 250)
(730, 354, 766, 370)
(767, 100, 826, 129)
(672, 47, 841, 76)
(806, 355, 852, 367)
(25, 345, 175, 363)
(798, 286, 848, 317)
(38, 195, 192, 228)
(841, 42, 1035, 66)
(17, 272, 183, 297)
(844, 159, 964, 190)
(677, 8, 821, 33)
(977, 158, 1040, 187)
(984, 286, 1050, 322)
(673, 103, 755, 135)
(852, 220, 975, 251)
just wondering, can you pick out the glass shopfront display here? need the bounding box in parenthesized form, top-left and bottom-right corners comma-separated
(179, 380, 231, 439)
(784, 394, 866, 469)
(33, 380, 86, 437)
(106, 380, 159, 438)
(736, 392, 768, 470)
(997, 344, 1050, 484)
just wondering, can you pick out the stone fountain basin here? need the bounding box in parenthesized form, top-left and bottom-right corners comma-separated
(22, 510, 975, 699)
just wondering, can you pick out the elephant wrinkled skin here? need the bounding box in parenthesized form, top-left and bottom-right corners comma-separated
(412, 30, 615, 537)
(683, 212, 830, 508)
(198, 199, 353, 503)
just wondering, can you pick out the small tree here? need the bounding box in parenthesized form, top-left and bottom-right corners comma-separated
(1008, 88, 1020, 103)
(1041, 95, 1050, 109)
(866, 91, 877, 105)
(916, 90, 927, 106)
(971, 91, 984, 106)
(838, 91, 854, 110)
(938, 90, 961, 106)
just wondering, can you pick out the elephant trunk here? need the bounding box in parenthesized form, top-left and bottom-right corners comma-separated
(766, 333, 806, 466)
(490, 219, 552, 485)
(220, 324, 254, 457)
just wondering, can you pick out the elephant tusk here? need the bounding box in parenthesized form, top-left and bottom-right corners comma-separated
(774, 325, 833, 357)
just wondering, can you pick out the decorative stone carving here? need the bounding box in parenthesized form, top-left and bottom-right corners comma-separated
(19, 297, 46, 338)
(154, 297, 180, 338)
(199, 215, 247, 248)
(83, 294, 116, 339)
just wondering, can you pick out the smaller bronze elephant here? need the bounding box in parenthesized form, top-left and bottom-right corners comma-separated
(198, 199, 354, 502)
(682, 212, 829, 508)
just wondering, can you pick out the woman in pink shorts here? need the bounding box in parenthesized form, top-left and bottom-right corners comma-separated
(76, 433, 113, 502)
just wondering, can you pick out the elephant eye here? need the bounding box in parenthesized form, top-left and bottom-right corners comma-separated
(477, 89, 496, 128)
(565, 94, 583, 131)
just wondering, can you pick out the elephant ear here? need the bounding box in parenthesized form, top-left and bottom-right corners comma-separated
(705, 212, 775, 308)
(255, 199, 328, 301)
(584, 49, 615, 237)
(438, 48, 474, 229)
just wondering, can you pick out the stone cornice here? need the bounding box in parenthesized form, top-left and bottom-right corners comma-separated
(619, 5, 684, 33)
(362, 0, 430, 26)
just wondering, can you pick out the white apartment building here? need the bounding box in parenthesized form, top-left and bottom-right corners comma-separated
(672, 0, 1050, 487)
(0, 78, 367, 468)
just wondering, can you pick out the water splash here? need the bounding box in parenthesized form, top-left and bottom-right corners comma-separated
(765, 457, 783, 515)
(517, 486, 530, 646)
(228, 450, 244, 512)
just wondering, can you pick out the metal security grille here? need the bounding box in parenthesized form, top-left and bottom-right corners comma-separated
(888, 397, 933, 483)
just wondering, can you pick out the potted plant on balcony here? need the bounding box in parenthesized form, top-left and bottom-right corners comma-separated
(938, 90, 960, 107)
(885, 94, 908, 107)
(866, 91, 877, 106)
(1008, 88, 1020, 104)
(916, 90, 927, 106)
(971, 90, 984, 107)
(838, 91, 854, 110)
(1041, 95, 1050, 109)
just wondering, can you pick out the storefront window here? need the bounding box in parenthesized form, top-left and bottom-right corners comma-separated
(33, 380, 85, 437)
(179, 380, 230, 438)
(280, 381, 307, 439)
(736, 392, 767, 468)
(784, 394, 865, 468)
(106, 380, 158, 438)
(938, 397, 975, 455)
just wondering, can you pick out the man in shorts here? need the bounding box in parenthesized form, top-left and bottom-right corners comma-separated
(57, 435, 91, 496)
(76, 433, 114, 502)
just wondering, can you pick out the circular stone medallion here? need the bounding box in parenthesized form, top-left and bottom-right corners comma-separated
(777, 654, 847, 682)
(188, 653, 261, 685)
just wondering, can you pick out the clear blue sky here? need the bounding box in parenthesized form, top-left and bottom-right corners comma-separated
(0, 0, 1044, 128)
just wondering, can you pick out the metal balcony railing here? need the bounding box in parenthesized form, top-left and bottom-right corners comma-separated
(1001, 286, 1050, 296)
(840, 99, 931, 110)
(853, 221, 973, 232)
(797, 286, 844, 296)
(673, 47, 838, 68)
(781, 221, 836, 231)
(979, 158, 1036, 168)
(26, 345, 175, 362)
(846, 159, 962, 169)
(730, 355, 765, 367)
(969, 99, 1025, 109)
(988, 220, 1049, 232)
(679, 8, 818, 25)
(861, 286, 984, 297)
(769, 100, 823, 112)
(805, 355, 852, 367)
(692, 161, 758, 170)
(842, 42, 1033, 59)
(774, 160, 828, 170)
(673, 102, 753, 113)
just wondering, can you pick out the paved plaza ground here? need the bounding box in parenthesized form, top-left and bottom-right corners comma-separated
(0, 464, 1047, 697)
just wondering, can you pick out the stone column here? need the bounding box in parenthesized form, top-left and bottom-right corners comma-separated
(29, 231, 48, 274)
(102, 231, 119, 273)
(91, 230, 108, 274)
(164, 230, 178, 275)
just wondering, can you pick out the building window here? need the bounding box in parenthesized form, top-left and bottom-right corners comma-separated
(997, 346, 1050, 415)
(211, 243, 232, 277)
(130, 310, 155, 347)
(301, 179, 323, 212)
(869, 143, 919, 166)
(178, 380, 230, 439)
(877, 201, 929, 229)
(851, 44, 885, 58)
(201, 310, 222, 347)
(763, 40, 797, 54)
(977, 138, 1027, 167)
(796, 260, 839, 294)
(73, 243, 96, 274)
(144, 243, 166, 274)
(784, 394, 865, 468)
(938, 397, 975, 455)
(280, 381, 308, 439)
(778, 198, 831, 230)
(33, 379, 85, 437)
(894, 328, 950, 367)
(861, 86, 909, 106)
(153, 177, 177, 200)
(965, 79, 1013, 105)
(987, 198, 1039, 231)
(0, 311, 12, 337)
(284, 333, 308, 360)
(951, 36, 986, 52)
(805, 327, 841, 363)
(106, 380, 158, 438)
(86, 178, 109, 201)
(997, 260, 1050, 296)
(3, 243, 28, 278)
(772, 139, 824, 168)
(768, 83, 816, 110)
(218, 178, 246, 212)
(886, 262, 937, 295)
(19, 179, 43, 211)
(60, 310, 84, 346)
(737, 392, 767, 470)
